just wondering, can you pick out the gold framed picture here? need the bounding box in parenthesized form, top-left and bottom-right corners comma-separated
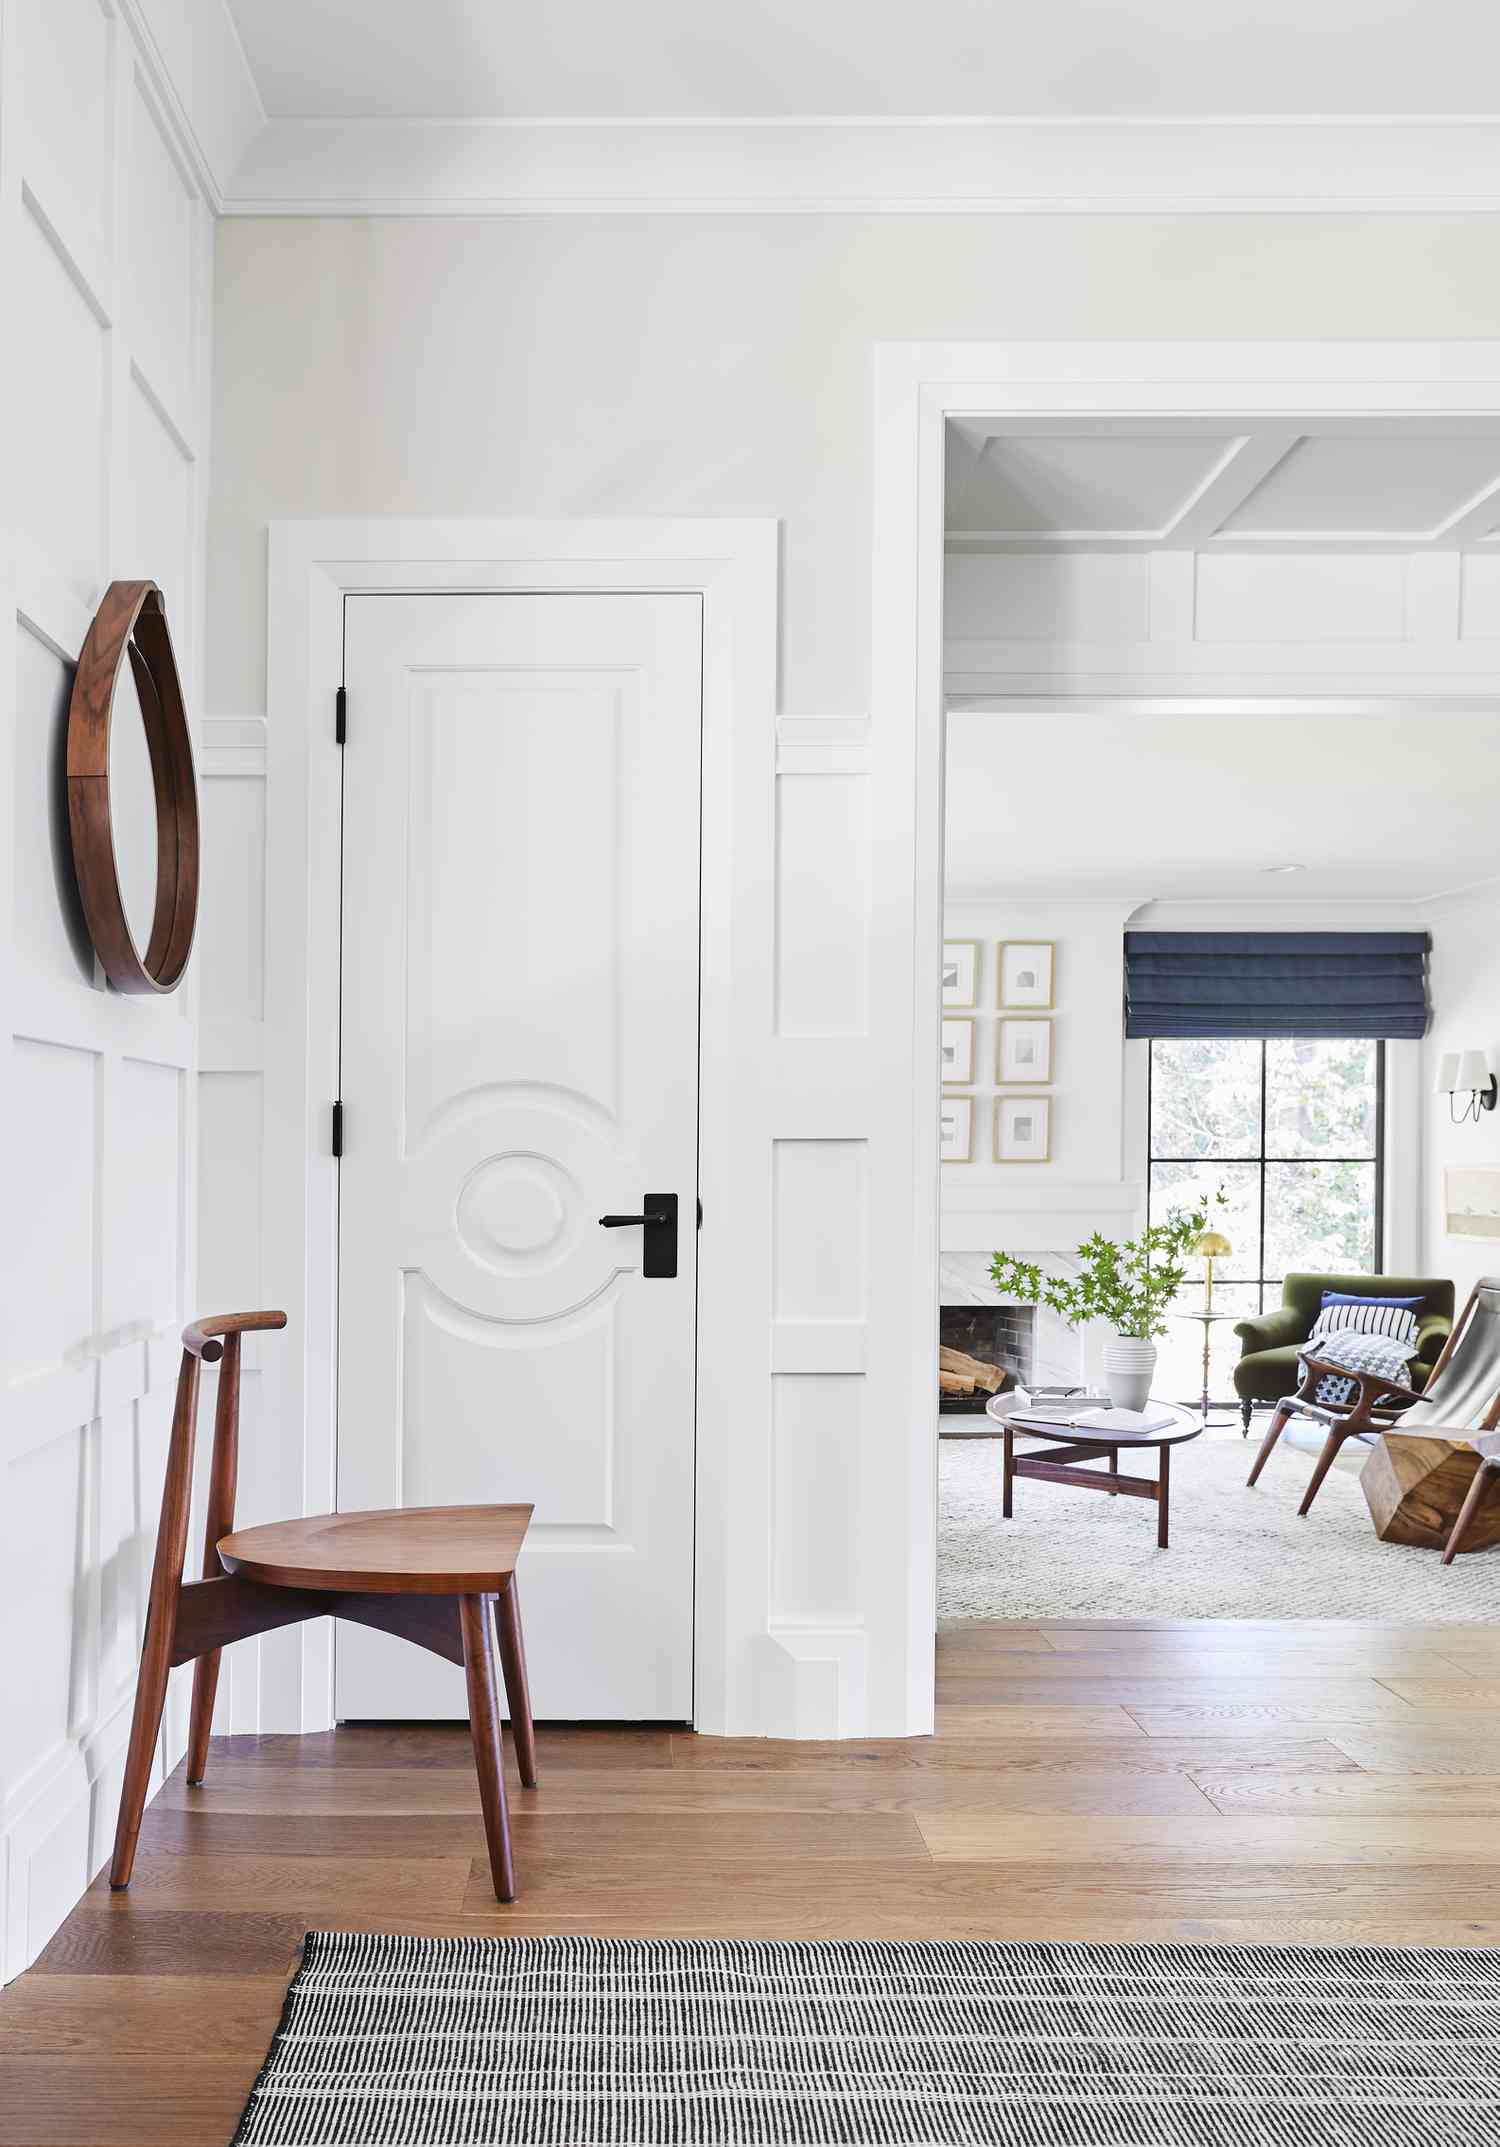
(942, 940, 980, 1008)
(997, 1016, 1052, 1085)
(940, 1095, 974, 1162)
(995, 1093, 1051, 1163)
(941, 1015, 976, 1087)
(999, 940, 1055, 1010)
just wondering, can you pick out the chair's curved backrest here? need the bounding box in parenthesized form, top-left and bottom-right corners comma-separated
(1403, 1278, 1500, 1434)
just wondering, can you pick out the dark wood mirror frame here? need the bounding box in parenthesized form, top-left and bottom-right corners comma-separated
(67, 579, 199, 994)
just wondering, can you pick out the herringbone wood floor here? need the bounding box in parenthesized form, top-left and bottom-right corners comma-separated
(5, 1617, 1500, 2144)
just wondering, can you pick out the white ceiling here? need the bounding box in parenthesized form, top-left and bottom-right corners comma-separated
(946, 421, 1500, 551)
(944, 708, 1500, 902)
(225, 1, 1500, 121)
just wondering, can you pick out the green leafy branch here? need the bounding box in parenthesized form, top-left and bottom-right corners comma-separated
(989, 1192, 1224, 1341)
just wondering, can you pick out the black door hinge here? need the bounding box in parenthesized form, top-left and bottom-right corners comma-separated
(332, 1100, 344, 1158)
(335, 686, 347, 745)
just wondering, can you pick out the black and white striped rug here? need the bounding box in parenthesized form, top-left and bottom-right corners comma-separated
(232, 1930, 1500, 2146)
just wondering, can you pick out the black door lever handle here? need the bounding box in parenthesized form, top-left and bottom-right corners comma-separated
(597, 1194, 678, 1278)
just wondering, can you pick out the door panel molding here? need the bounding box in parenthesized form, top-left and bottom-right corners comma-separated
(336, 592, 702, 1720)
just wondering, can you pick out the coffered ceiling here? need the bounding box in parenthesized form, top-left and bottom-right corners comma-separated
(946, 422, 1500, 552)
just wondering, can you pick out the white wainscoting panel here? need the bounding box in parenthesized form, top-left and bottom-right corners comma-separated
(770, 1376, 864, 1629)
(1, 0, 214, 1982)
(775, 761, 871, 1038)
(1461, 553, 1500, 637)
(14, 0, 116, 279)
(1193, 553, 1409, 644)
(14, 201, 110, 605)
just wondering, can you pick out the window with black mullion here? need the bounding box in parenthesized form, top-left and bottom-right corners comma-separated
(1147, 1037, 1384, 1401)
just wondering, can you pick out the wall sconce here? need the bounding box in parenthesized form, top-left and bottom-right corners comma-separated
(1436, 1050, 1498, 1124)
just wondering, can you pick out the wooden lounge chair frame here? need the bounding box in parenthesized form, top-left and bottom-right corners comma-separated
(1246, 1276, 1500, 1551)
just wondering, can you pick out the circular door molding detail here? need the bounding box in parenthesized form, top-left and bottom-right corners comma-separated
(456, 1153, 574, 1270)
(66, 580, 199, 995)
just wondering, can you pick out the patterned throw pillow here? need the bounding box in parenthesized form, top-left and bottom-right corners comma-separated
(1308, 1292, 1421, 1349)
(1298, 1327, 1417, 1409)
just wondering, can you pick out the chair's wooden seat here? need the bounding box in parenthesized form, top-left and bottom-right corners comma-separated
(218, 1503, 533, 1596)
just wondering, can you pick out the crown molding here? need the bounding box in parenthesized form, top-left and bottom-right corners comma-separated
(218, 115, 1500, 217)
(117, 0, 265, 212)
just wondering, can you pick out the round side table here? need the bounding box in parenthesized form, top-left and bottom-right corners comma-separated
(1172, 1309, 1244, 1431)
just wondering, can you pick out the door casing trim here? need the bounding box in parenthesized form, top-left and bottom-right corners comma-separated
(264, 519, 777, 1735)
(870, 339, 1500, 1737)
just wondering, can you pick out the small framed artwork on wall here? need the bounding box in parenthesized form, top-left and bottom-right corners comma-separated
(996, 1094, 1051, 1163)
(1444, 1167, 1500, 1239)
(999, 941, 1055, 1009)
(942, 940, 979, 1008)
(997, 1016, 1052, 1085)
(940, 1095, 974, 1162)
(941, 1016, 975, 1086)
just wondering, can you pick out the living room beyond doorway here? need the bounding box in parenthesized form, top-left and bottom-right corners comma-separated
(936, 420, 1500, 1621)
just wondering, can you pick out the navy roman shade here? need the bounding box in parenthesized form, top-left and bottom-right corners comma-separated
(1124, 932, 1430, 1040)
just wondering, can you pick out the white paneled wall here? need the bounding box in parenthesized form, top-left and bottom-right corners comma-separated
(945, 548, 1500, 699)
(1, 0, 214, 1980)
(758, 721, 878, 1733)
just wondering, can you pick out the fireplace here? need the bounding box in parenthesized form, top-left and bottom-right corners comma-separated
(939, 1304, 1035, 1414)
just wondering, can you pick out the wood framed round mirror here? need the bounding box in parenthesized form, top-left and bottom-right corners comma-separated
(67, 580, 199, 994)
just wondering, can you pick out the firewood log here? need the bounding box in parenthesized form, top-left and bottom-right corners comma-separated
(939, 1346, 1004, 1393)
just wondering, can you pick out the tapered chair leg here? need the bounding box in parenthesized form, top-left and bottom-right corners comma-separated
(461, 1593, 515, 1902)
(1443, 1459, 1496, 1565)
(186, 1652, 221, 1787)
(109, 1625, 174, 1890)
(494, 1581, 538, 1789)
(111, 1349, 202, 1889)
(1247, 1402, 1292, 1488)
(1298, 1429, 1348, 1517)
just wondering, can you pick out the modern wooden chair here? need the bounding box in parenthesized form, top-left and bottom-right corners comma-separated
(111, 1311, 536, 1901)
(1246, 1276, 1500, 1545)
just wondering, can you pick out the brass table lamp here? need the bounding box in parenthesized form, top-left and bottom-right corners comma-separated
(1194, 1229, 1233, 1314)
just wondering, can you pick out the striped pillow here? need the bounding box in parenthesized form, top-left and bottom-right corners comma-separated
(1309, 1292, 1421, 1348)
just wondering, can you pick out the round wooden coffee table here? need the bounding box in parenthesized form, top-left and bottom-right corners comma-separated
(984, 1396, 1201, 1549)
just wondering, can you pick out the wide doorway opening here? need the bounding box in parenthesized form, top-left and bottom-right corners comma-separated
(935, 413, 1500, 1630)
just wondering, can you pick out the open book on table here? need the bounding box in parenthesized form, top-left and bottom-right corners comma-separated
(1004, 1399, 1178, 1437)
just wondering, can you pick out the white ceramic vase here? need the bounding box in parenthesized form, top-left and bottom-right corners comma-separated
(1103, 1335, 1157, 1412)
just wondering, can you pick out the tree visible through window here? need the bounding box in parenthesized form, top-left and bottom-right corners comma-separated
(1147, 1038, 1384, 1406)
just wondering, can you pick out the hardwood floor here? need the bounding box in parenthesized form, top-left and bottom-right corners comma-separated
(5, 1616, 1500, 2144)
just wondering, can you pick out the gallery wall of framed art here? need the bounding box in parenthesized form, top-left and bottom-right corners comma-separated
(939, 934, 1059, 1166)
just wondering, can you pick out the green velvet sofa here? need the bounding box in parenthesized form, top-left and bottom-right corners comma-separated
(1233, 1272, 1455, 1431)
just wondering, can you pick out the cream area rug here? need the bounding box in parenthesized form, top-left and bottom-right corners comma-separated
(939, 1431, 1500, 1624)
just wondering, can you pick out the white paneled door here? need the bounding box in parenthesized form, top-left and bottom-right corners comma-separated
(336, 594, 702, 1721)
